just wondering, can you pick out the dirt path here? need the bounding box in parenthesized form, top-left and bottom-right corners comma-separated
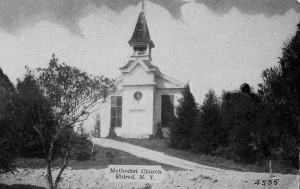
(92, 138, 222, 171)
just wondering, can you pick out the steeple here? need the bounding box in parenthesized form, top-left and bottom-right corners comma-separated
(128, 0, 154, 60)
(142, 0, 145, 11)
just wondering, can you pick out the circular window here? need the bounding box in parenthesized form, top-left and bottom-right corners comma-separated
(134, 91, 143, 101)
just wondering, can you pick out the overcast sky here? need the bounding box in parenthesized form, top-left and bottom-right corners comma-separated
(0, 0, 299, 103)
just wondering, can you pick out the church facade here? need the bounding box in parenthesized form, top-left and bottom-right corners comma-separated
(99, 5, 185, 138)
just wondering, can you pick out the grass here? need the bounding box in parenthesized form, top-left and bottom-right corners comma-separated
(0, 184, 46, 189)
(112, 137, 298, 174)
(14, 144, 183, 171)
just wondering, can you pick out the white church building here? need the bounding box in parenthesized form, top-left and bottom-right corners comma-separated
(99, 3, 185, 138)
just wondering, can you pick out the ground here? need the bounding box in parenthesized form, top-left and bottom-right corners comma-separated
(0, 138, 298, 189)
(112, 138, 298, 174)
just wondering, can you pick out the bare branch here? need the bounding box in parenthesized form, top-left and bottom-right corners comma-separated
(33, 125, 46, 157)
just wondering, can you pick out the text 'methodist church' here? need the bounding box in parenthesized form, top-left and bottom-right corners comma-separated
(98, 1, 185, 138)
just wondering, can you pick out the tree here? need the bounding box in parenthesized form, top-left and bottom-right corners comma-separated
(257, 22, 300, 168)
(221, 88, 259, 163)
(191, 90, 222, 154)
(277, 22, 300, 141)
(240, 83, 251, 94)
(31, 55, 113, 189)
(169, 84, 198, 150)
(12, 74, 55, 158)
(0, 68, 15, 119)
(0, 68, 17, 173)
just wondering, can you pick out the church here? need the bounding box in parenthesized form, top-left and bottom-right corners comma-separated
(99, 2, 185, 138)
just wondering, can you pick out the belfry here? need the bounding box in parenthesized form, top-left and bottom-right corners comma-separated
(99, 1, 185, 138)
(128, 1, 154, 60)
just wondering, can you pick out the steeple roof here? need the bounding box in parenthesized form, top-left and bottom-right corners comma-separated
(128, 10, 155, 48)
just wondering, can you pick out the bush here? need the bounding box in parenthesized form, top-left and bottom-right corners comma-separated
(154, 122, 164, 139)
(54, 127, 93, 161)
(214, 146, 236, 159)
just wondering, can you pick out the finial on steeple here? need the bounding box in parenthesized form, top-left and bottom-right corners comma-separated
(142, 0, 145, 12)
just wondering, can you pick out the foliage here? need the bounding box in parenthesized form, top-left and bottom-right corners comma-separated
(220, 89, 260, 163)
(154, 122, 164, 139)
(257, 22, 300, 168)
(0, 68, 15, 118)
(60, 127, 93, 161)
(28, 54, 113, 189)
(12, 74, 55, 158)
(191, 90, 222, 154)
(277, 22, 300, 141)
(0, 68, 16, 173)
(240, 83, 251, 94)
(169, 84, 198, 150)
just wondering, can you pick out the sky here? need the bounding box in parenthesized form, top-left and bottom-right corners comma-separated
(0, 0, 299, 104)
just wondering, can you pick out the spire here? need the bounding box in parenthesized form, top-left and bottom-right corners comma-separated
(142, 0, 145, 12)
(128, 1, 154, 48)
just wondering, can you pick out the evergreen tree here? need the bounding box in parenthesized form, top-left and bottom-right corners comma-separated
(191, 90, 222, 154)
(14, 74, 55, 158)
(257, 22, 300, 168)
(221, 87, 259, 163)
(169, 84, 198, 150)
(0, 68, 16, 173)
(278, 22, 300, 140)
(0, 68, 15, 118)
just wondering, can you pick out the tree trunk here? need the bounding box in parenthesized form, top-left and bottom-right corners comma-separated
(46, 161, 54, 189)
(46, 136, 58, 189)
(53, 142, 70, 189)
(269, 159, 273, 178)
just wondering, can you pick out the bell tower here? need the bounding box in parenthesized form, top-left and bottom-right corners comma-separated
(128, 0, 155, 60)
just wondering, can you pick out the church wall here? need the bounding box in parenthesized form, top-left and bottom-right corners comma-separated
(115, 85, 154, 138)
(122, 65, 155, 86)
(99, 97, 111, 137)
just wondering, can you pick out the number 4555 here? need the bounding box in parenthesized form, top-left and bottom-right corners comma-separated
(254, 179, 279, 185)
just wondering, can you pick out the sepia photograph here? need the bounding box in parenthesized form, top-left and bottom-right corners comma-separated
(0, 0, 299, 188)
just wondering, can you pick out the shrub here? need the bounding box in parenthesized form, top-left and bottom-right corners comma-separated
(154, 122, 164, 139)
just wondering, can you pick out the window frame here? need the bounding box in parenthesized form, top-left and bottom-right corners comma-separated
(111, 96, 122, 128)
(161, 95, 175, 127)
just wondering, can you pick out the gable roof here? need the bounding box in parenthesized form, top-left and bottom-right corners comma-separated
(158, 73, 185, 88)
(128, 11, 154, 48)
(119, 59, 158, 72)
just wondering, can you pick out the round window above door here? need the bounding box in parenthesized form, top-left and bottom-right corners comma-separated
(134, 91, 143, 101)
